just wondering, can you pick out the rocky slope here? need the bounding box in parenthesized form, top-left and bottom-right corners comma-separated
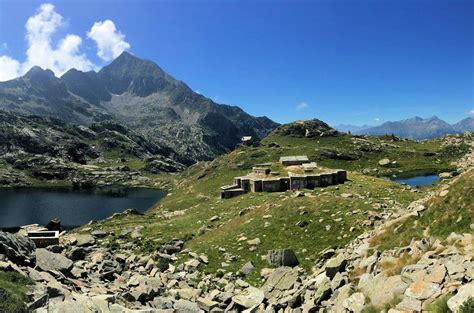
(0, 111, 184, 187)
(0, 52, 278, 163)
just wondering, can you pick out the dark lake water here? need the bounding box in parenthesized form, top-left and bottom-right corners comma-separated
(393, 175, 440, 187)
(0, 187, 165, 229)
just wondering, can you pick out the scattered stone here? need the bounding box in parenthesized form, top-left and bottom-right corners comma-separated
(342, 292, 365, 313)
(404, 280, 440, 300)
(174, 299, 200, 313)
(378, 158, 391, 166)
(325, 255, 347, 279)
(240, 261, 256, 275)
(247, 238, 261, 246)
(267, 249, 299, 267)
(232, 286, 264, 308)
(396, 296, 422, 312)
(74, 234, 95, 247)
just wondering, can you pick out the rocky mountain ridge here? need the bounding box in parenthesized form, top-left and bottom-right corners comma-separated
(0, 110, 184, 188)
(0, 52, 278, 163)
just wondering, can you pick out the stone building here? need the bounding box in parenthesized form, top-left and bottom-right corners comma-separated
(220, 168, 347, 199)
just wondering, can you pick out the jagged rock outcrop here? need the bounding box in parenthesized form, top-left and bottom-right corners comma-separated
(0, 231, 35, 265)
(272, 119, 338, 138)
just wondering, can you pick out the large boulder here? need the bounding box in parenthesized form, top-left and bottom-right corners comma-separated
(232, 286, 265, 309)
(0, 231, 36, 264)
(266, 248, 299, 267)
(46, 218, 63, 231)
(35, 248, 73, 274)
(173, 299, 200, 313)
(447, 282, 474, 312)
(324, 254, 348, 279)
(359, 274, 408, 308)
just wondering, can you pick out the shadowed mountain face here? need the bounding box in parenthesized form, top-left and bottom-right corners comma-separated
(0, 52, 278, 163)
(358, 116, 464, 140)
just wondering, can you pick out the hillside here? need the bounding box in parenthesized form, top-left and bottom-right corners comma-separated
(0, 52, 278, 163)
(0, 120, 472, 312)
(0, 111, 183, 188)
(67, 122, 470, 272)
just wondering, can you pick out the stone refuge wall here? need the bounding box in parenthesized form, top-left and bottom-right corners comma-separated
(220, 170, 347, 199)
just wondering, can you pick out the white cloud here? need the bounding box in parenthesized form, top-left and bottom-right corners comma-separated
(0, 3, 130, 81)
(296, 101, 309, 110)
(0, 56, 21, 81)
(374, 117, 380, 121)
(87, 20, 130, 61)
(467, 109, 474, 115)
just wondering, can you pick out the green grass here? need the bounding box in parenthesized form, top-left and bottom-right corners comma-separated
(73, 132, 470, 283)
(459, 298, 474, 313)
(424, 294, 452, 313)
(260, 133, 467, 178)
(0, 271, 33, 312)
(78, 135, 445, 284)
(370, 169, 474, 251)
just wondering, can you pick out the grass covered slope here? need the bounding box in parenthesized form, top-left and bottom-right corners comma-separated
(371, 168, 474, 251)
(0, 271, 33, 312)
(78, 123, 470, 283)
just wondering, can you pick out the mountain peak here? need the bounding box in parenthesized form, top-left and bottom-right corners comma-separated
(98, 52, 179, 97)
(24, 66, 56, 79)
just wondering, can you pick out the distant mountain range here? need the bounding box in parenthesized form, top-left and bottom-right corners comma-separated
(0, 52, 278, 164)
(334, 124, 373, 134)
(335, 116, 473, 140)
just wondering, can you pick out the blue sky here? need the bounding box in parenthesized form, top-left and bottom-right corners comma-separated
(0, 0, 472, 126)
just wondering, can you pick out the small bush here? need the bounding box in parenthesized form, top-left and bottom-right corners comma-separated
(459, 297, 474, 313)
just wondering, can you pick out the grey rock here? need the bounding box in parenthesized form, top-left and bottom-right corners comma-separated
(264, 267, 299, 292)
(67, 247, 87, 261)
(36, 248, 73, 274)
(240, 261, 256, 275)
(232, 286, 264, 309)
(266, 249, 299, 267)
(324, 254, 348, 279)
(359, 275, 408, 308)
(152, 296, 174, 309)
(342, 292, 365, 313)
(0, 231, 36, 264)
(174, 299, 200, 313)
(396, 296, 422, 312)
(74, 234, 96, 247)
(27, 293, 49, 311)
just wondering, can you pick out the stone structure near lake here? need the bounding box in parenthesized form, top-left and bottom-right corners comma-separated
(220, 155, 347, 199)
